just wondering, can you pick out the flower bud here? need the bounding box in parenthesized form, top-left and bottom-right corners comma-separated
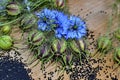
(52, 39, 67, 53)
(70, 39, 85, 53)
(0, 35, 13, 50)
(20, 14, 36, 31)
(28, 31, 45, 48)
(6, 2, 21, 16)
(1, 25, 11, 34)
(56, 0, 65, 8)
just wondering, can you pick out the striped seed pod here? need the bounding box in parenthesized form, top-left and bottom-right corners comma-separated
(1, 25, 11, 35)
(70, 39, 86, 53)
(6, 2, 21, 16)
(36, 44, 50, 59)
(20, 14, 36, 31)
(0, 35, 13, 50)
(56, 0, 65, 8)
(52, 39, 67, 53)
(97, 37, 112, 52)
(114, 47, 120, 63)
(62, 53, 73, 66)
(28, 31, 45, 48)
(114, 29, 120, 40)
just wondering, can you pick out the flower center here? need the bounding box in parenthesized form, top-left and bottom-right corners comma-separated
(73, 25, 77, 30)
(43, 17, 47, 22)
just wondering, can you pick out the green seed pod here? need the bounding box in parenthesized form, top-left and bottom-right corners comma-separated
(0, 35, 13, 50)
(62, 53, 73, 66)
(114, 48, 120, 63)
(52, 39, 67, 53)
(70, 39, 85, 53)
(97, 37, 104, 49)
(56, 0, 65, 8)
(102, 39, 111, 50)
(114, 29, 120, 40)
(115, 48, 120, 58)
(1, 35, 13, 42)
(97, 37, 112, 51)
(37, 44, 50, 59)
(6, 2, 21, 16)
(78, 39, 85, 51)
(20, 14, 36, 31)
(1, 25, 11, 34)
(28, 31, 45, 48)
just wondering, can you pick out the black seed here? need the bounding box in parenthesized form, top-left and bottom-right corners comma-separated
(106, 75, 109, 78)
(111, 77, 118, 80)
(88, 73, 97, 80)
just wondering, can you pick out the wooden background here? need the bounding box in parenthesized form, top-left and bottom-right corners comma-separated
(10, 0, 120, 80)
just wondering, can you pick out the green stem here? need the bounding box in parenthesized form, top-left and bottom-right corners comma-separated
(106, 15, 113, 36)
(0, 10, 6, 13)
(31, 0, 49, 11)
(0, 16, 22, 26)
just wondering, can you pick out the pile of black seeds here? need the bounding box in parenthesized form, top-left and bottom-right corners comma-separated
(66, 57, 119, 80)
(67, 57, 99, 80)
(0, 56, 32, 80)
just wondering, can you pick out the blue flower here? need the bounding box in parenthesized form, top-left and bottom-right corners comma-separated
(65, 16, 87, 39)
(36, 8, 57, 31)
(55, 12, 70, 38)
(55, 15, 87, 39)
(36, 8, 87, 40)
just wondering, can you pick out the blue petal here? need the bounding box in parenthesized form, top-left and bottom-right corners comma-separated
(55, 34, 62, 38)
(38, 23, 47, 31)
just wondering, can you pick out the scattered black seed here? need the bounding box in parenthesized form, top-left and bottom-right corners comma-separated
(48, 77, 52, 80)
(88, 73, 97, 80)
(44, 75, 46, 78)
(106, 75, 109, 78)
(111, 77, 118, 80)
(89, 12, 92, 14)
(86, 14, 89, 16)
